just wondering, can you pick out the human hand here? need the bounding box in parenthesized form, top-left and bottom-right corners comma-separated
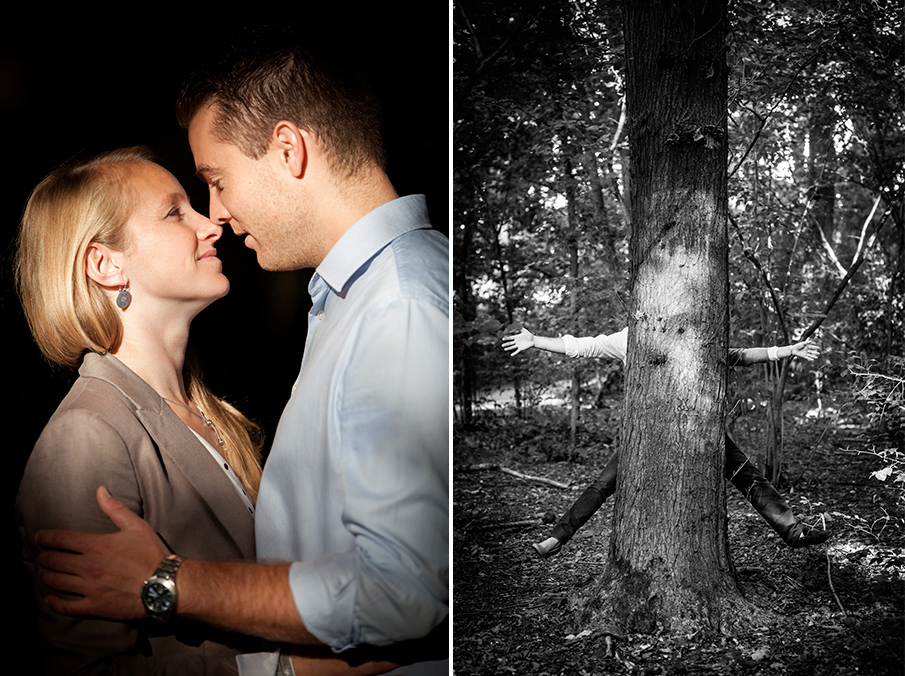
(502, 327, 535, 356)
(790, 340, 820, 361)
(34, 485, 170, 620)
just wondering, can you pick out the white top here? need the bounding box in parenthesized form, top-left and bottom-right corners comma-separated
(189, 429, 255, 518)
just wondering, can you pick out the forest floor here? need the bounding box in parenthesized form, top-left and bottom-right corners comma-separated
(452, 393, 904, 675)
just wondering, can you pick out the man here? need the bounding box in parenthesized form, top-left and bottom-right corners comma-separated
(35, 26, 448, 676)
(503, 325, 831, 559)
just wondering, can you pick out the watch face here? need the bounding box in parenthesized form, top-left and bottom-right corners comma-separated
(144, 582, 174, 613)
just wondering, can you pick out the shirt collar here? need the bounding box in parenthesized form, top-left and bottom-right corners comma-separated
(312, 195, 431, 296)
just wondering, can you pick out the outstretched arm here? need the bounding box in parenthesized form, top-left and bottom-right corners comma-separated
(502, 327, 566, 356)
(731, 339, 820, 366)
(504, 326, 628, 362)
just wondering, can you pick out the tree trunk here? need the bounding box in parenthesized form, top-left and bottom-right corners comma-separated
(566, 156, 581, 448)
(492, 215, 522, 413)
(764, 363, 789, 485)
(580, 0, 751, 634)
(808, 108, 837, 246)
(454, 200, 477, 427)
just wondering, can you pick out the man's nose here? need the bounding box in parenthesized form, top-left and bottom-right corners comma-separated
(208, 191, 232, 226)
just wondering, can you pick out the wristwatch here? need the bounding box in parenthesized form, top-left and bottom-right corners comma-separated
(140, 554, 185, 622)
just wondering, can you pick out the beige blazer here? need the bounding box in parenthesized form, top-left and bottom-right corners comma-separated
(16, 352, 258, 675)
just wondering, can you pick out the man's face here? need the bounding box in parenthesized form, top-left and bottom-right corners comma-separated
(187, 104, 315, 271)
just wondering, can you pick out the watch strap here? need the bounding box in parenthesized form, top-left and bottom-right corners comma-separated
(277, 652, 295, 676)
(156, 554, 185, 579)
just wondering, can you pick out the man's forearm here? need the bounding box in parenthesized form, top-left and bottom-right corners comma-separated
(178, 559, 323, 645)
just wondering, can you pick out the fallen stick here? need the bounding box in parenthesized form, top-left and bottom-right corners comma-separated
(457, 463, 572, 489)
(822, 513, 847, 616)
(471, 519, 540, 531)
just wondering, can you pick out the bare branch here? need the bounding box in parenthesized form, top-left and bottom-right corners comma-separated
(728, 48, 822, 179)
(850, 194, 883, 268)
(456, 2, 483, 61)
(814, 218, 848, 278)
(455, 4, 544, 103)
(457, 462, 572, 489)
(798, 206, 891, 342)
(729, 213, 789, 340)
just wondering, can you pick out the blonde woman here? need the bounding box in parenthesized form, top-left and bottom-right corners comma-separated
(14, 147, 264, 675)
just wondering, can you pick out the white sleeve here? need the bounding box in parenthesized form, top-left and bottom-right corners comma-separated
(562, 328, 628, 362)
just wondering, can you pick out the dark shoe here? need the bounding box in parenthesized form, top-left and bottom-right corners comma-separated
(789, 526, 831, 548)
(532, 537, 562, 559)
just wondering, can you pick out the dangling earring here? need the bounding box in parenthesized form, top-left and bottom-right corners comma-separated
(116, 285, 132, 310)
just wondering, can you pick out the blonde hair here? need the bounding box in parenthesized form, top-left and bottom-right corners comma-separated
(186, 352, 264, 501)
(16, 147, 149, 368)
(15, 147, 263, 498)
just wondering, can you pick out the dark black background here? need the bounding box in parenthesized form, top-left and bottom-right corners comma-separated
(2, 8, 448, 658)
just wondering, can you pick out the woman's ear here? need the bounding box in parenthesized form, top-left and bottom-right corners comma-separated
(85, 242, 126, 288)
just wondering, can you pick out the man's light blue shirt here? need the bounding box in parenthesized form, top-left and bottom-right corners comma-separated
(254, 195, 449, 658)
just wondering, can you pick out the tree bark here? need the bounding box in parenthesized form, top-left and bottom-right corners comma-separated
(581, 0, 751, 634)
(454, 195, 477, 426)
(566, 154, 582, 448)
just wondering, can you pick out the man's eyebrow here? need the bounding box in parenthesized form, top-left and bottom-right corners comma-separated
(194, 166, 213, 181)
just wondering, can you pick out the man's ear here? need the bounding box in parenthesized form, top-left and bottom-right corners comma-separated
(85, 242, 126, 288)
(272, 120, 309, 179)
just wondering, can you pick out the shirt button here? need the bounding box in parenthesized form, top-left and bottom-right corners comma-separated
(317, 310, 325, 320)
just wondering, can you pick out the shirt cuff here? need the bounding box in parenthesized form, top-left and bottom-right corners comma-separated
(288, 558, 356, 651)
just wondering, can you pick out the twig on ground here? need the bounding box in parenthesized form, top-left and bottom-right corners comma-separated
(471, 519, 540, 531)
(736, 566, 765, 575)
(458, 463, 572, 489)
(823, 513, 847, 616)
(455, 601, 547, 616)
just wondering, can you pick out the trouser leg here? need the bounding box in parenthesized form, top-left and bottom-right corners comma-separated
(724, 434, 802, 544)
(550, 449, 619, 544)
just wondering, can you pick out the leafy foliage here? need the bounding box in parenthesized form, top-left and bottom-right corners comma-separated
(850, 356, 905, 502)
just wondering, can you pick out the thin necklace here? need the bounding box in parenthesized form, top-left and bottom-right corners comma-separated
(163, 397, 225, 446)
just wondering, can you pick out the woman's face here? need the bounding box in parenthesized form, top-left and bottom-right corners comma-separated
(121, 163, 230, 314)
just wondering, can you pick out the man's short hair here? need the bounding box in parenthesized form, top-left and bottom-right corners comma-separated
(176, 25, 386, 178)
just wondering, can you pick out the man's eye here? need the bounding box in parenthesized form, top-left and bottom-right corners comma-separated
(167, 207, 184, 219)
(210, 180, 223, 193)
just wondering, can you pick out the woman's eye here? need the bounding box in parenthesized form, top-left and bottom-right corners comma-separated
(210, 180, 223, 193)
(167, 207, 184, 219)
